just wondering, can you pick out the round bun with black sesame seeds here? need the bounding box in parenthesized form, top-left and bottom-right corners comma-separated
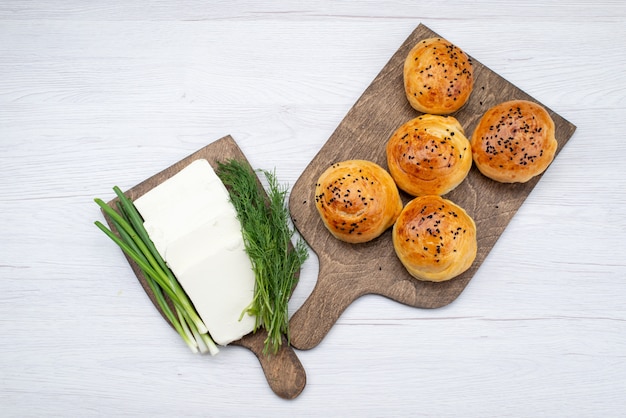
(386, 114, 472, 197)
(314, 160, 403, 244)
(403, 37, 474, 115)
(471, 99, 557, 183)
(392, 195, 477, 282)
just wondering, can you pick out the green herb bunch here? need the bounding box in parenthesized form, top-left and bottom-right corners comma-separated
(95, 187, 219, 355)
(217, 159, 308, 355)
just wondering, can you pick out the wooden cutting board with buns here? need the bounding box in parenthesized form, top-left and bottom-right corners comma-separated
(288, 23, 577, 350)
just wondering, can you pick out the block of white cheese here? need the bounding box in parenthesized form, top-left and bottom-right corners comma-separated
(133, 158, 256, 346)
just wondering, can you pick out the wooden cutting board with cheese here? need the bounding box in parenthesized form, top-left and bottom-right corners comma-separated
(287, 23, 577, 350)
(102, 135, 306, 399)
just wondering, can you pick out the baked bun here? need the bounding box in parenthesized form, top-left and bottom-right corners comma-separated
(314, 160, 403, 244)
(404, 37, 474, 114)
(471, 100, 557, 183)
(392, 195, 477, 282)
(386, 114, 472, 196)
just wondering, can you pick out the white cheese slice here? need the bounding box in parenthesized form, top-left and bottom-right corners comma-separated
(133, 159, 256, 346)
(135, 160, 232, 256)
(167, 238, 256, 346)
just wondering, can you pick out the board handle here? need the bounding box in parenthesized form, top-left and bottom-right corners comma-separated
(234, 330, 306, 400)
(289, 262, 365, 350)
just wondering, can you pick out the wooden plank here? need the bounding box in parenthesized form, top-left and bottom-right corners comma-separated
(102, 135, 306, 399)
(288, 23, 577, 350)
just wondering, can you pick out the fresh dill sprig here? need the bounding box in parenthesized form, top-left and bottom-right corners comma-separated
(216, 159, 308, 355)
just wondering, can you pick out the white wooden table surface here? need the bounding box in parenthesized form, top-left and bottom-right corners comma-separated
(2, 1, 625, 416)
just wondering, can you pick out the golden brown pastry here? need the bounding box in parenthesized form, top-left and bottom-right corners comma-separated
(314, 160, 403, 244)
(392, 195, 477, 282)
(404, 37, 474, 114)
(471, 100, 557, 183)
(386, 114, 472, 197)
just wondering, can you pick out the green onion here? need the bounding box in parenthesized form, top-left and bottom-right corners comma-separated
(216, 159, 308, 355)
(94, 188, 219, 355)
